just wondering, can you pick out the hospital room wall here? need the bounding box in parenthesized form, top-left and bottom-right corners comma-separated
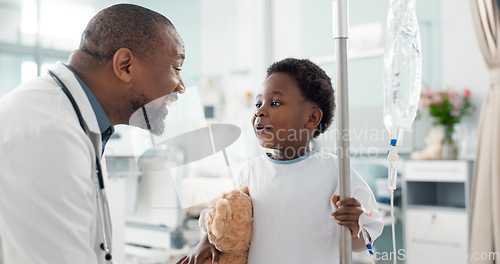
(440, 0, 488, 158)
(297, 0, 443, 89)
(293, 0, 484, 158)
(298, 0, 443, 154)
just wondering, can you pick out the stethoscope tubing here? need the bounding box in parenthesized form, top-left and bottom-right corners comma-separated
(47, 70, 113, 263)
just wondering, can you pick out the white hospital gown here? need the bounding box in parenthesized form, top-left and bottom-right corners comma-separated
(233, 150, 384, 264)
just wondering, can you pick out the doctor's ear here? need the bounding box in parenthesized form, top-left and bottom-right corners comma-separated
(112, 48, 133, 82)
(305, 107, 323, 129)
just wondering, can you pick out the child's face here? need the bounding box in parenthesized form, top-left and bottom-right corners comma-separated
(252, 72, 318, 152)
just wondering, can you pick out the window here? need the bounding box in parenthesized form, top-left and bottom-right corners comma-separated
(0, 0, 99, 98)
(0, 53, 36, 98)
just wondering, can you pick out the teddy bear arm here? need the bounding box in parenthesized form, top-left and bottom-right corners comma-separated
(210, 199, 232, 239)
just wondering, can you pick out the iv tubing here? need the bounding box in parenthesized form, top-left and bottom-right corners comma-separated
(388, 139, 398, 264)
(391, 189, 396, 264)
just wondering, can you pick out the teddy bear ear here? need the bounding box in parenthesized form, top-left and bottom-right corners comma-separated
(210, 199, 232, 239)
(240, 185, 249, 196)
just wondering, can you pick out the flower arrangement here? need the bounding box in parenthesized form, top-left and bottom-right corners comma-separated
(418, 88, 474, 158)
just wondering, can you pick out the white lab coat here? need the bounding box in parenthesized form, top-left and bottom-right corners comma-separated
(0, 62, 110, 263)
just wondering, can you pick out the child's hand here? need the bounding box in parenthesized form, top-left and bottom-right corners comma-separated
(331, 194, 363, 238)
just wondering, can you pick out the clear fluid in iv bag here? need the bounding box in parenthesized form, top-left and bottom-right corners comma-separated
(383, 0, 422, 137)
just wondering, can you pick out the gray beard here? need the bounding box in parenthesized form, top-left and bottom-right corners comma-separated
(144, 107, 166, 136)
(128, 105, 166, 136)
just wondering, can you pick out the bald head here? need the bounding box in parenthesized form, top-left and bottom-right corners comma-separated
(77, 4, 174, 69)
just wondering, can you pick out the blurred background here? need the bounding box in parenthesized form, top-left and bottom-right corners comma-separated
(0, 0, 486, 263)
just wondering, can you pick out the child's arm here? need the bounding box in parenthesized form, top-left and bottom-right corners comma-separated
(330, 194, 367, 252)
(177, 233, 220, 264)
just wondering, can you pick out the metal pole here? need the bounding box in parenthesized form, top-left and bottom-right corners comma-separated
(332, 0, 352, 263)
(35, 0, 42, 76)
(264, 0, 274, 66)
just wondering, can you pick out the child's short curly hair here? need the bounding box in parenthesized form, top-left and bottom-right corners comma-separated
(266, 58, 335, 137)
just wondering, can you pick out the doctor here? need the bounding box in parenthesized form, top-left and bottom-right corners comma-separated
(0, 4, 185, 264)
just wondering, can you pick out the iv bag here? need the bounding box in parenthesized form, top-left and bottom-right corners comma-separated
(383, 0, 422, 140)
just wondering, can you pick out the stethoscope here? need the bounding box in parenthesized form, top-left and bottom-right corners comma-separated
(47, 70, 113, 263)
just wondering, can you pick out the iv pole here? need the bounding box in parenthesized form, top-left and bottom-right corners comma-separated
(333, 0, 352, 263)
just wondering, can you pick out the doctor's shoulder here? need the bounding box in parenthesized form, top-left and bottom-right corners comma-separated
(0, 76, 86, 144)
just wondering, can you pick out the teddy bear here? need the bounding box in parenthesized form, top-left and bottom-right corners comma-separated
(411, 126, 445, 160)
(199, 186, 253, 264)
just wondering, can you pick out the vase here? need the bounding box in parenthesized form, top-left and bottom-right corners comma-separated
(441, 125, 458, 160)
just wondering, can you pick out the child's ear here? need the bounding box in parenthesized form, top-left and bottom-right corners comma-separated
(305, 108, 323, 129)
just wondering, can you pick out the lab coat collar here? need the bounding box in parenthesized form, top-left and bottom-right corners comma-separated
(49, 61, 101, 136)
(65, 64, 112, 135)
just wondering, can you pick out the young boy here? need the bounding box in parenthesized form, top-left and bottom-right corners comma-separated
(179, 58, 383, 264)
